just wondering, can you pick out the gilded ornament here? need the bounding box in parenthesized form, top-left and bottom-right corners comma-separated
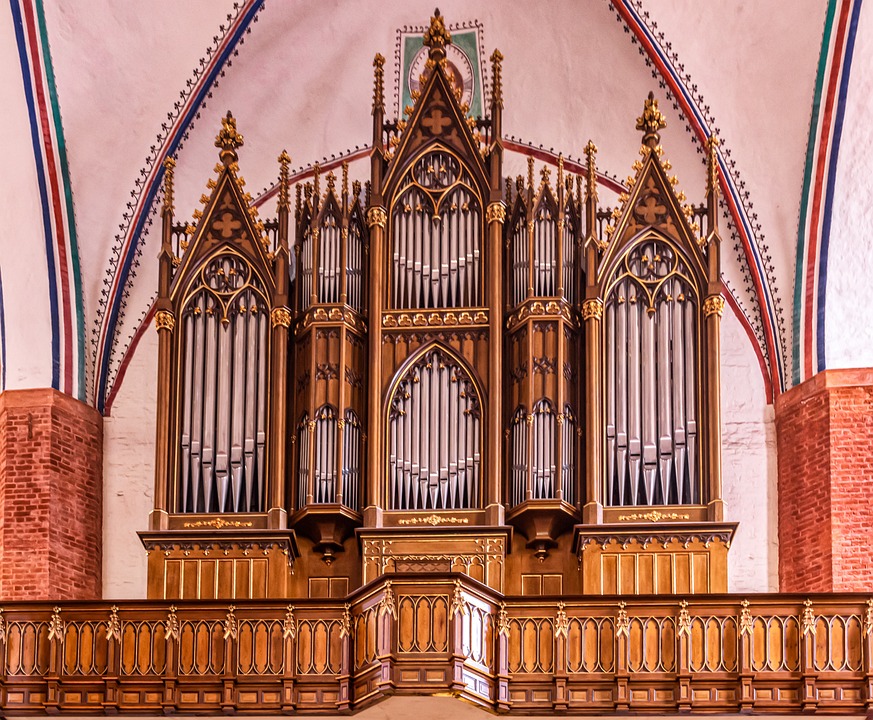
(706, 134, 720, 194)
(678, 600, 691, 637)
(555, 602, 569, 639)
(703, 294, 726, 318)
(378, 581, 397, 619)
(497, 602, 510, 638)
(339, 604, 352, 639)
(636, 91, 667, 148)
(182, 518, 253, 529)
(283, 605, 297, 640)
(215, 111, 244, 165)
(398, 514, 469, 526)
(106, 605, 121, 644)
(223, 605, 237, 641)
(48, 606, 64, 641)
(423, 8, 451, 52)
(162, 156, 175, 213)
(372, 54, 385, 110)
(165, 605, 180, 641)
(617, 510, 690, 522)
(740, 599, 753, 637)
(581, 299, 604, 321)
(155, 310, 175, 332)
(486, 202, 506, 224)
(451, 579, 468, 617)
(0, 608, 5, 643)
(864, 599, 873, 637)
(366, 206, 387, 229)
(801, 599, 815, 637)
(616, 601, 630, 638)
(271, 306, 292, 328)
(277, 150, 291, 211)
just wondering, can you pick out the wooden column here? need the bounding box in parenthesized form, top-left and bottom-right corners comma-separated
(151, 157, 177, 530)
(582, 298, 603, 523)
(364, 205, 386, 524)
(268, 151, 292, 528)
(486, 201, 506, 523)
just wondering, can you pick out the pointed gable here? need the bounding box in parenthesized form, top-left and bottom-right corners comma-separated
(170, 112, 275, 304)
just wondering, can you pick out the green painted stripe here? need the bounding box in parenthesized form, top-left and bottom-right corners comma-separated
(792, 0, 837, 385)
(34, 0, 87, 400)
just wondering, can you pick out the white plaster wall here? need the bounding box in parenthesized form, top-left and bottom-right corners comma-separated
(825, 2, 873, 370)
(102, 329, 157, 599)
(721, 310, 778, 592)
(0, 4, 56, 389)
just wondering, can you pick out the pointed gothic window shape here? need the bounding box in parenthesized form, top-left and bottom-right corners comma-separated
(387, 345, 482, 510)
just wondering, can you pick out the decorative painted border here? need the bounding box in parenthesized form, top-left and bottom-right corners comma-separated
(793, 0, 863, 384)
(611, 0, 787, 398)
(9, 0, 86, 401)
(93, 0, 265, 411)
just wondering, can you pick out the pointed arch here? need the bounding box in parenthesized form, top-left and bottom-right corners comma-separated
(385, 341, 484, 510)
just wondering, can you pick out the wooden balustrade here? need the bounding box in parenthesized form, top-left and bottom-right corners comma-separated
(0, 578, 870, 714)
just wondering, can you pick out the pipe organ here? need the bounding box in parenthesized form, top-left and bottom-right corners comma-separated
(143, 11, 733, 602)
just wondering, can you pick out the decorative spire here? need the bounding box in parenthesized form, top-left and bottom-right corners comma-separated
(585, 141, 598, 201)
(636, 92, 666, 149)
(423, 8, 451, 61)
(527, 156, 535, 193)
(557, 154, 564, 191)
(162, 156, 176, 213)
(706, 133, 720, 194)
(326, 170, 336, 195)
(215, 111, 244, 165)
(277, 150, 291, 211)
(342, 161, 349, 205)
(490, 49, 504, 109)
(312, 163, 320, 210)
(373, 54, 385, 112)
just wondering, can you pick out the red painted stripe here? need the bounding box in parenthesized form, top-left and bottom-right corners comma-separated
(21, 0, 74, 393)
(803, 0, 851, 379)
(725, 291, 773, 403)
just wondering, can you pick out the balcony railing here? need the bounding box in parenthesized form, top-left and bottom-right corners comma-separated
(0, 575, 871, 714)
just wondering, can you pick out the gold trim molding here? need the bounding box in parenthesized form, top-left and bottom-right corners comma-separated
(383, 309, 487, 328)
(398, 514, 470, 526)
(182, 518, 255, 529)
(617, 510, 690, 522)
(155, 310, 175, 332)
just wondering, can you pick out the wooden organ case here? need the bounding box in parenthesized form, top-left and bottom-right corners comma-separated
(142, 11, 734, 601)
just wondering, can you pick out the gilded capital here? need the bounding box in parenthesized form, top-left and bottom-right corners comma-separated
(271, 306, 292, 328)
(582, 298, 604, 321)
(366, 206, 388, 229)
(486, 202, 506, 224)
(155, 310, 175, 332)
(703, 294, 725, 318)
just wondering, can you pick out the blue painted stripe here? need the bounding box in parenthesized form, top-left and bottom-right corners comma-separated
(9, 0, 59, 389)
(816, 0, 863, 371)
(96, 0, 263, 411)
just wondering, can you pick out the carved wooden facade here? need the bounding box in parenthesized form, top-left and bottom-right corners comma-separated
(144, 11, 733, 602)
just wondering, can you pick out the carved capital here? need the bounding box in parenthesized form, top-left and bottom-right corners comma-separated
(271, 306, 292, 328)
(703, 294, 725, 318)
(155, 310, 175, 332)
(366, 206, 387, 229)
(581, 298, 604, 322)
(486, 201, 506, 224)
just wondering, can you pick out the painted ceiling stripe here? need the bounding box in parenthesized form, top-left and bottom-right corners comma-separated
(94, 0, 264, 411)
(9, 0, 60, 392)
(794, 0, 862, 383)
(0, 267, 6, 391)
(612, 0, 785, 395)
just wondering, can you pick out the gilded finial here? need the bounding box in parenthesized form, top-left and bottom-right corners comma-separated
(557, 154, 564, 189)
(215, 110, 244, 165)
(162, 156, 176, 213)
(490, 49, 504, 109)
(373, 54, 385, 112)
(585, 140, 598, 201)
(278, 150, 291, 211)
(313, 163, 321, 206)
(352, 179, 362, 199)
(505, 176, 512, 205)
(706, 133, 720, 194)
(527, 157, 535, 192)
(295, 183, 302, 217)
(540, 164, 551, 189)
(636, 92, 666, 149)
(423, 8, 451, 60)
(341, 161, 349, 203)
(326, 171, 336, 195)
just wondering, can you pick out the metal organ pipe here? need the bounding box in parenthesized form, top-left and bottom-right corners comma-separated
(605, 240, 699, 507)
(388, 349, 481, 510)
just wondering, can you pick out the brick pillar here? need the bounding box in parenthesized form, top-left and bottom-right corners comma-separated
(0, 388, 103, 599)
(775, 369, 873, 591)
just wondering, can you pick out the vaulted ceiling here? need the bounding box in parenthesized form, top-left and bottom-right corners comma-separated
(2, 0, 869, 409)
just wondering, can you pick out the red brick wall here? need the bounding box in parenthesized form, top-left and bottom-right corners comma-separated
(0, 388, 103, 599)
(775, 369, 873, 592)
